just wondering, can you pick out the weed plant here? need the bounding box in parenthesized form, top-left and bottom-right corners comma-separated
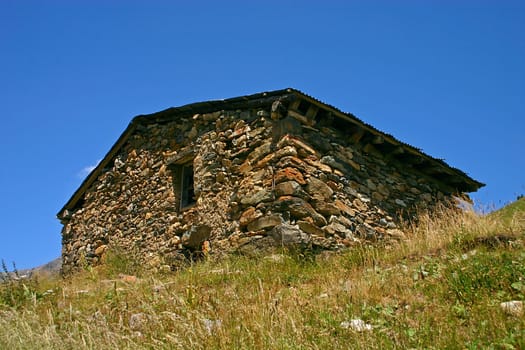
(0, 260, 42, 309)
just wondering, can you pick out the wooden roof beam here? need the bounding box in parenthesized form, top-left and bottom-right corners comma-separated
(288, 109, 311, 126)
(390, 146, 405, 155)
(348, 126, 365, 144)
(306, 104, 319, 120)
(288, 99, 301, 111)
(287, 98, 320, 126)
(363, 142, 381, 156)
(372, 135, 384, 144)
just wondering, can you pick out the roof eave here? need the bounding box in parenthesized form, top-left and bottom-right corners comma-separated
(290, 89, 484, 193)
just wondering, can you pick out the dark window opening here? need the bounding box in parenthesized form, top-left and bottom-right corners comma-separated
(180, 165, 196, 209)
(296, 100, 309, 115)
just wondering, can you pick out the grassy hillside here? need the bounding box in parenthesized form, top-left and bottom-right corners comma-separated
(492, 197, 525, 226)
(1, 203, 524, 349)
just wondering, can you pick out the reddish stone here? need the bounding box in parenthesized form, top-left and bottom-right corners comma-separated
(326, 180, 340, 191)
(276, 156, 316, 174)
(306, 177, 333, 201)
(304, 158, 333, 173)
(372, 191, 384, 202)
(274, 146, 298, 159)
(274, 181, 304, 197)
(230, 125, 251, 138)
(274, 167, 306, 185)
(238, 161, 253, 175)
(297, 220, 325, 236)
(275, 196, 326, 227)
(277, 135, 319, 157)
(247, 214, 282, 231)
(255, 153, 275, 168)
(94, 244, 107, 256)
(342, 239, 358, 247)
(119, 274, 138, 283)
(239, 207, 262, 228)
(246, 142, 271, 164)
(314, 201, 341, 216)
(352, 198, 368, 212)
(334, 200, 355, 217)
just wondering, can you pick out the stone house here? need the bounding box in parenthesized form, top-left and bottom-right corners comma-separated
(57, 88, 483, 274)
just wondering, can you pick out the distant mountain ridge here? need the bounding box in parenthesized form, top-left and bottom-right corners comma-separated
(30, 257, 62, 275)
(1, 257, 61, 280)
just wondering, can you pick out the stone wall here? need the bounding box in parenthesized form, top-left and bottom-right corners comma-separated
(61, 104, 452, 275)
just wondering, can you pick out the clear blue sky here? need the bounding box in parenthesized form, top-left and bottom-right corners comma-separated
(1, 1, 524, 269)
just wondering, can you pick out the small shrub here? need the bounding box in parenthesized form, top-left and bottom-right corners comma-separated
(0, 260, 41, 308)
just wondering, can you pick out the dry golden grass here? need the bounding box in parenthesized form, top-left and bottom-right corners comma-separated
(1, 202, 524, 349)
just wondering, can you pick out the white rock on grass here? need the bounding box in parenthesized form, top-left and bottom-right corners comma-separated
(129, 313, 148, 331)
(340, 319, 373, 332)
(500, 301, 523, 317)
(203, 318, 222, 335)
(263, 254, 286, 263)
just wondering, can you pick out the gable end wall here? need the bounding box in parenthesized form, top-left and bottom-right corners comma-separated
(60, 103, 458, 274)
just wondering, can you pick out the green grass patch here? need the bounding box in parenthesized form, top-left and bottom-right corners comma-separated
(491, 197, 525, 226)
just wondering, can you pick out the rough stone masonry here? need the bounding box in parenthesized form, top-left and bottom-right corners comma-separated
(57, 88, 483, 274)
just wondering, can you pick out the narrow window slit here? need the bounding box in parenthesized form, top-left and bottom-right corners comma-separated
(180, 164, 195, 209)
